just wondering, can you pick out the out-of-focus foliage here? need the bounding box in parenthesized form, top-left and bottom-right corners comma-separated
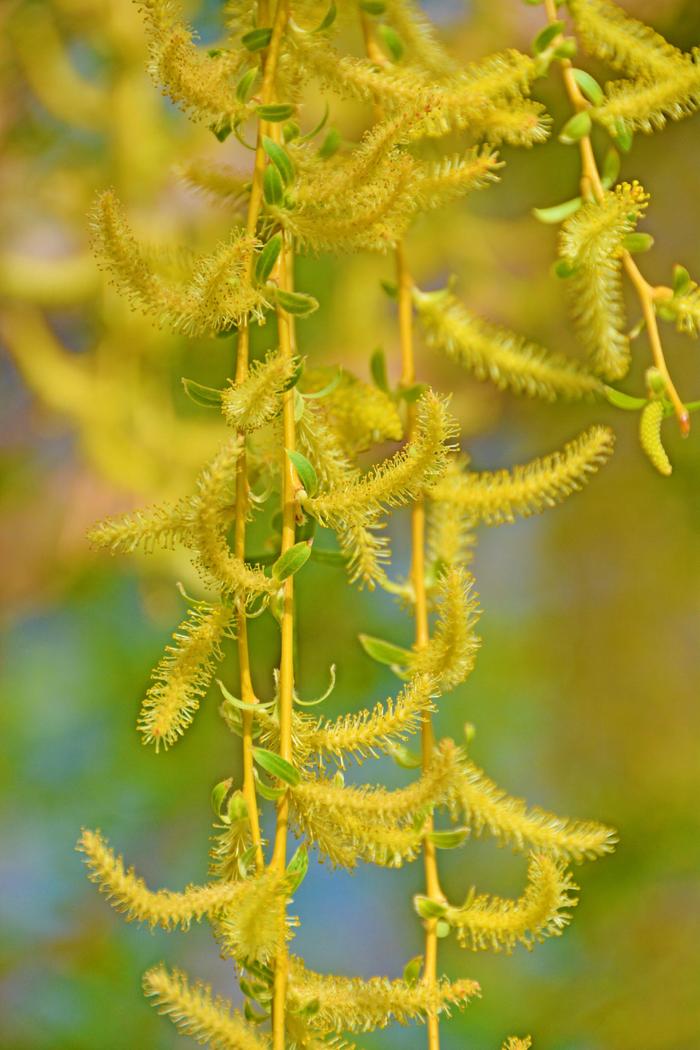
(1, 1, 699, 1048)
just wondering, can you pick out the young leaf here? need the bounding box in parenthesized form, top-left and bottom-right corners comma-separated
(181, 378, 224, 407)
(572, 68, 604, 106)
(253, 747, 301, 786)
(286, 844, 309, 893)
(603, 386, 647, 410)
(673, 264, 691, 296)
(358, 634, 413, 668)
(211, 778, 233, 820)
(263, 165, 284, 206)
(314, 1, 337, 32)
(255, 235, 282, 284)
(236, 67, 259, 103)
(377, 24, 403, 61)
(318, 128, 342, 159)
(262, 136, 295, 185)
(622, 232, 654, 253)
(242, 28, 273, 51)
(533, 21, 564, 54)
(402, 955, 423, 986)
(427, 827, 470, 849)
(273, 289, 319, 317)
(559, 110, 592, 144)
(414, 895, 448, 919)
(287, 449, 318, 496)
(254, 769, 287, 800)
(533, 197, 582, 224)
(601, 147, 621, 189)
(370, 347, 390, 392)
(388, 743, 423, 769)
(271, 541, 312, 581)
(257, 103, 296, 122)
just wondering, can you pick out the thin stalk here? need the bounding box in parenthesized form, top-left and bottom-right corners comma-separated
(233, 0, 288, 876)
(270, 230, 297, 1050)
(397, 244, 443, 1050)
(543, 0, 689, 435)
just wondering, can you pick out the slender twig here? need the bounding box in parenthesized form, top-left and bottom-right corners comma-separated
(233, 0, 288, 878)
(543, 0, 690, 435)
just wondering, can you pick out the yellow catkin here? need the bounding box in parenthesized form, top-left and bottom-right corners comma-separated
(559, 183, 649, 380)
(414, 288, 603, 400)
(143, 965, 267, 1050)
(221, 351, 299, 432)
(411, 567, 481, 691)
(432, 425, 615, 525)
(454, 759, 617, 861)
(138, 602, 235, 750)
(444, 854, 578, 953)
(77, 829, 275, 930)
(639, 400, 672, 476)
(287, 956, 480, 1032)
(502, 1038, 533, 1050)
(568, 0, 685, 77)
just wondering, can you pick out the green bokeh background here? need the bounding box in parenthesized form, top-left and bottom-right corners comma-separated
(1, 1, 699, 1047)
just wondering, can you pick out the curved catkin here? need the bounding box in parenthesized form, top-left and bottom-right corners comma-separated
(411, 567, 481, 691)
(432, 425, 615, 526)
(77, 829, 273, 930)
(137, 602, 234, 750)
(414, 287, 603, 400)
(568, 0, 686, 77)
(453, 759, 617, 862)
(559, 182, 649, 380)
(287, 956, 480, 1032)
(143, 965, 267, 1050)
(639, 400, 672, 476)
(221, 351, 298, 432)
(444, 854, 578, 953)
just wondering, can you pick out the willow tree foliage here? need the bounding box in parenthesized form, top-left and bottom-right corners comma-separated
(52, 0, 699, 1046)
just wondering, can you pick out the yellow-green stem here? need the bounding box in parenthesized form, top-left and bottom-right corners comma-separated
(233, 0, 289, 876)
(543, 0, 689, 435)
(397, 244, 442, 1050)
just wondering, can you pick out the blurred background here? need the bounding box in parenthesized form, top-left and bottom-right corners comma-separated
(1, 0, 699, 1047)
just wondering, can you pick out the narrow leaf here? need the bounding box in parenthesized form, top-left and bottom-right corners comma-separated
(242, 28, 273, 51)
(253, 747, 301, 786)
(274, 289, 319, 316)
(370, 347, 390, 392)
(533, 197, 582, 224)
(263, 165, 284, 206)
(559, 110, 592, 144)
(414, 895, 448, 919)
(427, 827, 470, 849)
(181, 377, 223, 407)
(358, 633, 413, 667)
(257, 103, 296, 122)
(286, 844, 309, 892)
(255, 235, 283, 284)
(572, 68, 604, 106)
(271, 541, 312, 581)
(262, 136, 295, 186)
(286, 449, 318, 496)
(603, 385, 647, 410)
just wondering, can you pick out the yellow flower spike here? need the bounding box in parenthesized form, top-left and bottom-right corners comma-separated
(639, 400, 673, 476)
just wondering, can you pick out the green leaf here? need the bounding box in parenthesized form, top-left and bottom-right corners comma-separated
(622, 232, 654, 254)
(255, 234, 282, 284)
(286, 844, 309, 892)
(286, 449, 318, 496)
(211, 778, 233, 820)
(262, 136, 295, 185)
(673, 264, 692, 296)
(181, 377, 223, 407)
(271, 541, 312, 581)
(236, 67, 259, 103)
(559, 109, 592, 144)
(254, 769, 286, 800)
(358, 633, 413, 667)
(242, 27, 273, 51)
(552, 258, 578, 279)
(388, 743, 423, 769)
(226, 790, 248, 823)
(398, 382, 427, 403)
(370, 347, 389, 392)
(572, 68, 604, 107)
(414, 895, 448, 920)
(244, 1000, 269, 1024)
(218, 679, 276, 712)
(601, 147, 620, 189)
(360, 0, 386, 11)
(427, 827, 470, 849)
(377, 24, 403, 61)
(380, 279, 398, 299)
(532, 197, 582, 224)
(314, 0, 337, 31)
(436, 919, 451, 939)
(283, 122, 300, 142)
(211, 120, 232, 142)
(257, 103, 296, 122)
(295, 664, 336, 707)
(253, 747, 301, 786)
(308, 547, 346, 566)
(263, 164, 284, 206)
(553, 39, 577, 59)
(533, 21, 563, 54)
(298, 103, 329, 143)
(402, 955, 423, 986)
(274, 288, 319, 316)
(318, 127, 342, 159)
(612, 117, 633, 153)
(603, 385, 647, 411)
